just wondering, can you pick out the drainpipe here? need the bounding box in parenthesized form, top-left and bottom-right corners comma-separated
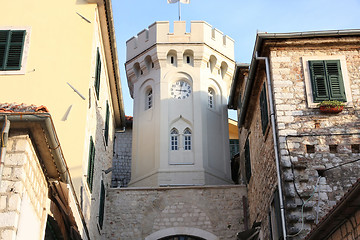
(0, 116, 10, 186)
(255, 52, 288, 239)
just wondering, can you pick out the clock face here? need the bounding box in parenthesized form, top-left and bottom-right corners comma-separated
(170, 80, 192, 99)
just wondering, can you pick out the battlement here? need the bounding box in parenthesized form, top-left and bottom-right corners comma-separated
(126, 21, 234, 61)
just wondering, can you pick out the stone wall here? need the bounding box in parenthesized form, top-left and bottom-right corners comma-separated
(0, 131, 48, 239)
(266, 36, 360, 238)
(111, 126, 132, 187)
(239, 72, 278, 240)
(104, 185, 247, 240)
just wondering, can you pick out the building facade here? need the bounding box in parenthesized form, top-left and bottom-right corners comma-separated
(125, 21, 235, 187)
(229, 30, 360, 239)
(0, 104, 87, 240)
(0, 1, 125, 239)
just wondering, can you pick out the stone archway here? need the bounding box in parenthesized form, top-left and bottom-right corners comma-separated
(145, 227, 219, 240)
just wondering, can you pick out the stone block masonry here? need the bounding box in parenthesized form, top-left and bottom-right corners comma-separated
(104, 185, 247, 240)
(0, 131, 47, 240)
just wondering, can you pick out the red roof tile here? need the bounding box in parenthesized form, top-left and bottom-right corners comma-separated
(0, 103, 49, 113)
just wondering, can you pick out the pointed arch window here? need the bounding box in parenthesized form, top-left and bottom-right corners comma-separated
(208, 88, 215, 109)
(184, 128, 192, 150)
(170, 128, 179, 150)
(146, 88, 152, 110)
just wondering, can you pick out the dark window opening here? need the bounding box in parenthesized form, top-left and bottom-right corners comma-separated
(351, 144, 360, 153)
(306, 145, 315, 153)
(329, 144, 338, 153)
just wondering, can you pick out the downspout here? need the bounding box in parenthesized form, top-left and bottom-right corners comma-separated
(255, 52, 287, 239)
(0, 116, 10, 186)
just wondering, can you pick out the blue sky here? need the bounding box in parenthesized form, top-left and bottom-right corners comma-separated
(112, 0, 360, 119)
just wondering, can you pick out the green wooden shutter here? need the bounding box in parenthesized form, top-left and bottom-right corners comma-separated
(260, 82, 269, 135)
(309, 61, 329, 102)
(0, 31, 9, 70)
(104, 101, 110, 146)
(245, 138, 251, 183)
(0, 30, 25, 71)
(325, 60, 346, 101)
(94, 48, 101, 100)
(229, 139, 239, 159)
(87, 137, 95, 192)
(98, 180, 105, 229)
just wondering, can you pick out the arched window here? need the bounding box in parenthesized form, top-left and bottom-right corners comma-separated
(184, 128, 192, 151)
(146, 88, 152, 110)
(208, 88, 215, 109)
(170, 128, 179, 150)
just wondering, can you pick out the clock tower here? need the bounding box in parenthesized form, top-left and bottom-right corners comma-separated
(125, 21, 235, 187)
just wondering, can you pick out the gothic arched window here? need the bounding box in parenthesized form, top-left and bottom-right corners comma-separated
(170, 128, 179, 150)
(184, 128, 192, 151)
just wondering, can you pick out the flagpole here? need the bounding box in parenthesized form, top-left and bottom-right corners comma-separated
(178, 1, 181, 20)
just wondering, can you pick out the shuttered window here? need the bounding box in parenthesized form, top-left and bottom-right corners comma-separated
(98, 180, 105, 229)
(309, 60, 346, 102)
(269, 188, 284, 240)
(104, 101, 110, 146)
(0, 30, 26, 70)
(244, 138, 251, 183)
(94, 48, 101, 100)
(87, 137, 96, 192)
(229, 139, 239, 159)
(260, 82, 269, 135)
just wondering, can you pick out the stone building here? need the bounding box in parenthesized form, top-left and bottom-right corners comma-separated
(104, 21, 247, 240)
(305, 178, 360, 240)
(112, 116, 133, 188)
(0, 104, 87, 240)
(228, 30, 360, 239)
(0, 0, 125, 239)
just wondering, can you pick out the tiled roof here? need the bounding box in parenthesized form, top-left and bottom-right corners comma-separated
(125, 115, 133, 121)
(0, 103, 49, 113)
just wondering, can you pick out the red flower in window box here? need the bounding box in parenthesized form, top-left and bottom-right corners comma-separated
(318, 100, 344, 114)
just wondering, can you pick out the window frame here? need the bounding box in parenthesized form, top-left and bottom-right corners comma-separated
(259, 82, 269, 136)
(104, 101, 110, 146)
(183, 128, 192, 151)
(87, 136, 96, 192)
(0, 27, 31, 75)
(244, 137, 251, 184)
(94, 48, 101, 100)
(146, 88, 153, 110)
(170, 128, 179, 151)
(302, 55, 353, 108)
(208, 88, 215, 109)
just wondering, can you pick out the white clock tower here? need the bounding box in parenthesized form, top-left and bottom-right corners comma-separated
(125, 21, 235, 187)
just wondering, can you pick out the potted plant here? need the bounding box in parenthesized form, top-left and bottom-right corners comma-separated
(318, 100, 345, 113)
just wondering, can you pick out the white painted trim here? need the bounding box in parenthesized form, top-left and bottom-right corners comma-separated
(302, 55, 353, 108)
(145, 227, 219, 240)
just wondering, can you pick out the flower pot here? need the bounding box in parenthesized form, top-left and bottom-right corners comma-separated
(319, 105, 344, 114)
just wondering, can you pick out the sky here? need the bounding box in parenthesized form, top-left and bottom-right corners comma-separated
(111, 0, 360, 119)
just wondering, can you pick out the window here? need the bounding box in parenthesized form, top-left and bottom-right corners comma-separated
(146, 88, 153, 109)
(184, 128, 192, 150)
(104, 101, 110, 146)
(0, 30, 26, 71)
(94, 48, 101, 100)
(269, 188, 284, 240)
(170, 128, 179, 150)
(87, 137, 96, 192)
(208, 88, 215, 109)
(244, 138, 251, 183)
(98, 180, 105, 229)
(302, 56, 352, 108)
(229, 139, 239, 159)
(309, 60, 346, 102)
(260, 82, 269, 135)
(186, 56, 190, 64)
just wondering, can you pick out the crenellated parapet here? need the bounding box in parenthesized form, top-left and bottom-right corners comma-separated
(126, 21, 235, 61)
